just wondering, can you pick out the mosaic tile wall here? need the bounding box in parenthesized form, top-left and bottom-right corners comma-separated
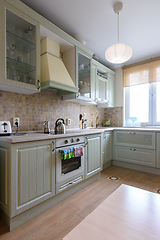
(0, 89, 106, 132)
(104, 107, 123, 127)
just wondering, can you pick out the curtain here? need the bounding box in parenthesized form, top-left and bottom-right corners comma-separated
(123, 58, 160, 87)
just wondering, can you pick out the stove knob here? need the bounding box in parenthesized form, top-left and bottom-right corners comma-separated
(65, 140, 68, 144)
(76, 138, 80, 142)
(71, 138, 74, 143)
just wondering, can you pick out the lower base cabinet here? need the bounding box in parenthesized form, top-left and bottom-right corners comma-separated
(85, 134, 102, 178)
(0, 139, 55, 218)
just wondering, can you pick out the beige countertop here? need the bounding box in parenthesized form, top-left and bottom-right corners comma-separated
(0, 128, 113, 143)
(1, 127, 160, 143)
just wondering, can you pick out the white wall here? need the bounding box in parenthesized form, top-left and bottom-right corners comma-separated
(114, 67, 123, 107)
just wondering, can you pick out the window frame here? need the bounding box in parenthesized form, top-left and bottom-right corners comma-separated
(124, 82, 160, 127)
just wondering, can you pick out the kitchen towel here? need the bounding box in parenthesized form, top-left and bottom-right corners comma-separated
(74, 146, 83, 157)
(60, 147, 74, 160)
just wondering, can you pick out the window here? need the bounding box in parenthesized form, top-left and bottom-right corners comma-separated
(123, 59, 160, 127)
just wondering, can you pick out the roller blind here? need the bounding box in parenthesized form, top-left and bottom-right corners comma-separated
(123, 58, 160, 87)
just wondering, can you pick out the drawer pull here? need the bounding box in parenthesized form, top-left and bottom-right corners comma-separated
(130, 148, 136, 151)
(130, 132, 136, 134)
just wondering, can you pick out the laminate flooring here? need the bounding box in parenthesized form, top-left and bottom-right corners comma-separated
(1, 165, 160, 240)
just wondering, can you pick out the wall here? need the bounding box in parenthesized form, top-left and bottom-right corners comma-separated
(0, 87, 123, 131)
(104, 107, 123, 127)
(114, 67, 123, 107)
(0, 89, 105, 132)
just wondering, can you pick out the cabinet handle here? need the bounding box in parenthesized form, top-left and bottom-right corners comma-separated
(130, 148, 136, 151)
(52, 141, 55, 152)
(37, 79, 40, 89)
(83, 138, 88, 147)
(130, 132, 136, 134)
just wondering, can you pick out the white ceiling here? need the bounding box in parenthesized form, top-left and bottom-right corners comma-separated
(21, 0, 160, 70)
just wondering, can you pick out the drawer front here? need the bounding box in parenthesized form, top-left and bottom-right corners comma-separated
(113, 131, 155, 149)
(114, 146, 155, 167)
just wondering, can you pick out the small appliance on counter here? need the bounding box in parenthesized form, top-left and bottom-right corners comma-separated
(43, 121, 50, 133)
(0, 121, 12, 136)
(55, 118, 66, 134)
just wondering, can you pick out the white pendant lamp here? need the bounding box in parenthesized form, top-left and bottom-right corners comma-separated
(105, 2, 132, 64)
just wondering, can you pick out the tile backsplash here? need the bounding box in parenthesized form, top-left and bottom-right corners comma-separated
(0, 89, 123, 131)
(104, 107, 123, 127)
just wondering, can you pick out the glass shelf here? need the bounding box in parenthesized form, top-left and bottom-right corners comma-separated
(7, 57, 35, 74)
(6, 31, 35, 54)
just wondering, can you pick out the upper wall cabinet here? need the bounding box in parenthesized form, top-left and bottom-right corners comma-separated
(92, 59, 115, 108)
(0, 0, 40, 94)
(62, 47, 96, 105)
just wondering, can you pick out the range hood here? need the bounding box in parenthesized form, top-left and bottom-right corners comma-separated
(40, 38, 78, 93)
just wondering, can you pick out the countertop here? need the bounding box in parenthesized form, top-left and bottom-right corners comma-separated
(1, 127, 160, 143)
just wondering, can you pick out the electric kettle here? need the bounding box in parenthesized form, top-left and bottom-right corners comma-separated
(55, 118, 66, 134)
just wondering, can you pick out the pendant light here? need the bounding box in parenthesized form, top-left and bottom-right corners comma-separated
(105, 2, 132, 64)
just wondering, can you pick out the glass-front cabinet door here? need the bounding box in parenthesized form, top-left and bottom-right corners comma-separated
(78, 51, 91, 98)
(0, 1, 40, 93)
(76, 48, 95, 100)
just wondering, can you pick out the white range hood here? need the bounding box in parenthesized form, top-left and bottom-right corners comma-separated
(40, 38, 78, 93)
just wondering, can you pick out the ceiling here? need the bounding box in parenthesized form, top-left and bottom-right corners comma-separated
(21, 0, 160, 70)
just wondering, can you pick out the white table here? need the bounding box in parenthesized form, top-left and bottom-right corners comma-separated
(63, 184, 160, 240)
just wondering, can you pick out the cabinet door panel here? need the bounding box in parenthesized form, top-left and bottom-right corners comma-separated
(86, 134, 102, 178)
(0, 147, 7, 207)
(114, 146, 155, 167)
(104, 132, 112, 163)
(18, 145, 52, 206)
(156, 133, 160, 168)
(0, 1, 40, 94)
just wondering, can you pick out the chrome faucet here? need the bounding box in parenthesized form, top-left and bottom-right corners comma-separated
(96, 116, 99, 128)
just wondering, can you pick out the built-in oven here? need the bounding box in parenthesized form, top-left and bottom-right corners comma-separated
(55, 136, 86, 193)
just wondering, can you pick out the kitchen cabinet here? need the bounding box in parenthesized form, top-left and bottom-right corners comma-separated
(96, 75, 108, 102)
(85, 134, 102, 178)
(108, 72, 115, 107)
(113, 131, 156, 167)
(92, 59, 115, 107)
(103, 131, 113, 164)
(0, 139, 55, 218)
(0, 0, 40, 94)
(62, 47, 96, 105)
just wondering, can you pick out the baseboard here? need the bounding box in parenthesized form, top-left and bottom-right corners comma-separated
(112, 160, 160, 175)
(103, 161, 112, 169)
(1, 172, 100, 231)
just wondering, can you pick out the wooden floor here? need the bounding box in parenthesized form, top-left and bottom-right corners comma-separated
(1, 165, 160, 240)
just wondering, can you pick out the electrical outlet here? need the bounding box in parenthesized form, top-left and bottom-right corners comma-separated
(13, 118, 20, 127)
(66, 119, 71, 125)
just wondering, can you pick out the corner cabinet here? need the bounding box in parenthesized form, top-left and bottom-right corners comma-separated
(0, 139, 55, 219)
(0, 0, 40, 94)
(85, 134, 102, 179)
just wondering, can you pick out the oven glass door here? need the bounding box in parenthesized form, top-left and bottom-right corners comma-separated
(62, 156, 81, 175)
(56, 145, 85, 184)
